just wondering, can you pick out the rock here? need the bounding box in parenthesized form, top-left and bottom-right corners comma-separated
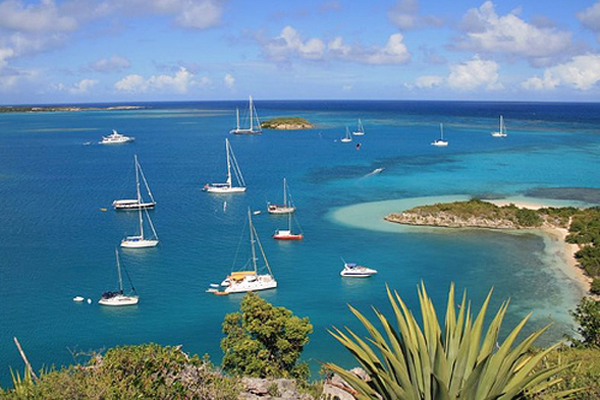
(240, 377, 312, 399)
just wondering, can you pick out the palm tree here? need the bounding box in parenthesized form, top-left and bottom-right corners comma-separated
(324, 283, 580, 399)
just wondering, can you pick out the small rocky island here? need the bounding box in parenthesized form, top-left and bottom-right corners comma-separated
(384, 199, 573, 230)
(260, 117, 314, 130)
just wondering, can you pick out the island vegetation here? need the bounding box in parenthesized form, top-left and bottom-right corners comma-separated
(260, 117, 314, 130)
(1, 288, 600, 399)
(0, 105, 144, 113)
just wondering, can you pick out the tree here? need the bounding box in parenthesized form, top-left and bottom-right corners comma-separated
(570, 296, 600, 348)
(324, 283, 580, 399)
(221, 292, 313, 380)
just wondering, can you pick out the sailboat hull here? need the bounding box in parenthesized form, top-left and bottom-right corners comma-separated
(224, 275, 277, 293)
(120, 237, 159, 248)
(113, 199, 156, 210)
(267, 205, 295, 214)
(204, 185, 246, 194)
(230, 128, 262, 135)
(273, 230, 303, 240)
(99, 295, 139, 306)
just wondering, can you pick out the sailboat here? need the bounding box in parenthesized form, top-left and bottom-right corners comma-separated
(204, 138, 247, 193)
(272, 213, 303, 240)
(431, 123, 448, 147)
(113, 155, 156, 210)
(99, 249, 139, 306)
(121, 206, 159, 248)
(219, 209, 277, 294)
(341, 126, 353, 143)
(352, 119, 365, 136)
(268, 178, 296, 214)
(230, 96, 262, 135)
(491, 115, 508, 137)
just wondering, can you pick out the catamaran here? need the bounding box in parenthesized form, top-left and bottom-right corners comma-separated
(218, 209, 277, 294)
(268, 178, 296, 214)
(99, 249, 139, 306)
(341, 126, 352, 143)
(491, 115, 508, 137)
(230, 96, 262, 135)
(113, 155, 156, 210)
(272, 213, 303, 240)
(352, 119, 365, 136)
(431, 123, 448, 147)
(99, 129, 135, 144)
(204, 138, 247, 193)
(121, 206, 159, 248)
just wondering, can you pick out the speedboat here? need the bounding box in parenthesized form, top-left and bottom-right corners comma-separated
(99, 129, 134, 144)
(340, 262, 378, 278)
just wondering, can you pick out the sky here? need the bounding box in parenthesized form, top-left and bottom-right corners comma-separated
(1, 0, 600, 104)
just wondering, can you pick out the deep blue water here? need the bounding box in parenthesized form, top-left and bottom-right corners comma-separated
(0, 100, 599, 386)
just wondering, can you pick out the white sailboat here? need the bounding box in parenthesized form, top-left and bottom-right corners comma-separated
(272, 213, 303, 240)
(99, 249, 139, 306)
(230, 96, 262, 135)
(219, 209, 277, 294)
(491, 115, 508, 137)
(341, 126, 353, 143)
(113, 155, 156, 210)
(121, 206, 159, 248)
(204, 138, 247, 194)
(431, 123, 448, 147)
(268, 178, 296, 214)
(352, 119, 365, 136)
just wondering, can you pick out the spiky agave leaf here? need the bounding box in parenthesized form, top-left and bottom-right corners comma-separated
(325, 283, 579, 399)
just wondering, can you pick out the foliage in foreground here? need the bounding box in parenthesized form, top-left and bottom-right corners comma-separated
(0, 344, 242, 399)
(221, 292, 313, 380)
(324, 283, 580, 399)
(531, 346, 600, 399)
(569, 297, 600, 348)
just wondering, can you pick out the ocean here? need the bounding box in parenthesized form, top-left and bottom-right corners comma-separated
(0, 100, 598, 385)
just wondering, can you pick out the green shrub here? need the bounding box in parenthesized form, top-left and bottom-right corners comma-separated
(221, 292, 313, 380)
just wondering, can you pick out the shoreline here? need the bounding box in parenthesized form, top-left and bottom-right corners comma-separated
(384, 196, 592, 295)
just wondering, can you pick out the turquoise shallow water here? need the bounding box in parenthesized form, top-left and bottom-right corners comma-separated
(0, 100, 599, 385)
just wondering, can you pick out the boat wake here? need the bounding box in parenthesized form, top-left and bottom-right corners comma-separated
(363, 167, 384, 177)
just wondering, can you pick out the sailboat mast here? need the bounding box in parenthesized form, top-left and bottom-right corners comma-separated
(283, 178, 287, 206)
(116, 249, 124, 293)
(440, 123, 444, 140)
(500, 115, 504, 133)
(225, 139, 232, 187)
(248, 210, 258, 272)
(248, 96, 254, 131)
(236, 108, 240, 130)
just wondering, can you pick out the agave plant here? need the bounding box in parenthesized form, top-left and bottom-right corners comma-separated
(325, 283, 581, 399)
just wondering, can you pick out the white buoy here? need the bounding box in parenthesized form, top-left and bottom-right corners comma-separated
(87, 298, 92, 304)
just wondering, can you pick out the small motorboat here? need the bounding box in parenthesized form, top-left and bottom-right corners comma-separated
(340, 262, 378, 278)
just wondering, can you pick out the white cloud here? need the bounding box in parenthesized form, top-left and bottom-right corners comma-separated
(415, 75, 443, 88)
(66, 78, 98, 94)
(522, 54, 600, 91)
(0, 0, 78, 33)
(0, 47, 14, 70)
(90, 55, 131, 73)
(577, 2, 600, 42)
(175, 0, 223, 29)
(224, 73, 235, 89)
(363, 33, 410, 65)
(457, 1, 572, 65)
(414, 56, 501, 91)
(264, 26, 325, 62)
(448, 56, 502, 91)
(263, 26, 410, 65)
(388, 0, 442, 30)
(114, 67, 208, 94)
(117, 0, 225, 30)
